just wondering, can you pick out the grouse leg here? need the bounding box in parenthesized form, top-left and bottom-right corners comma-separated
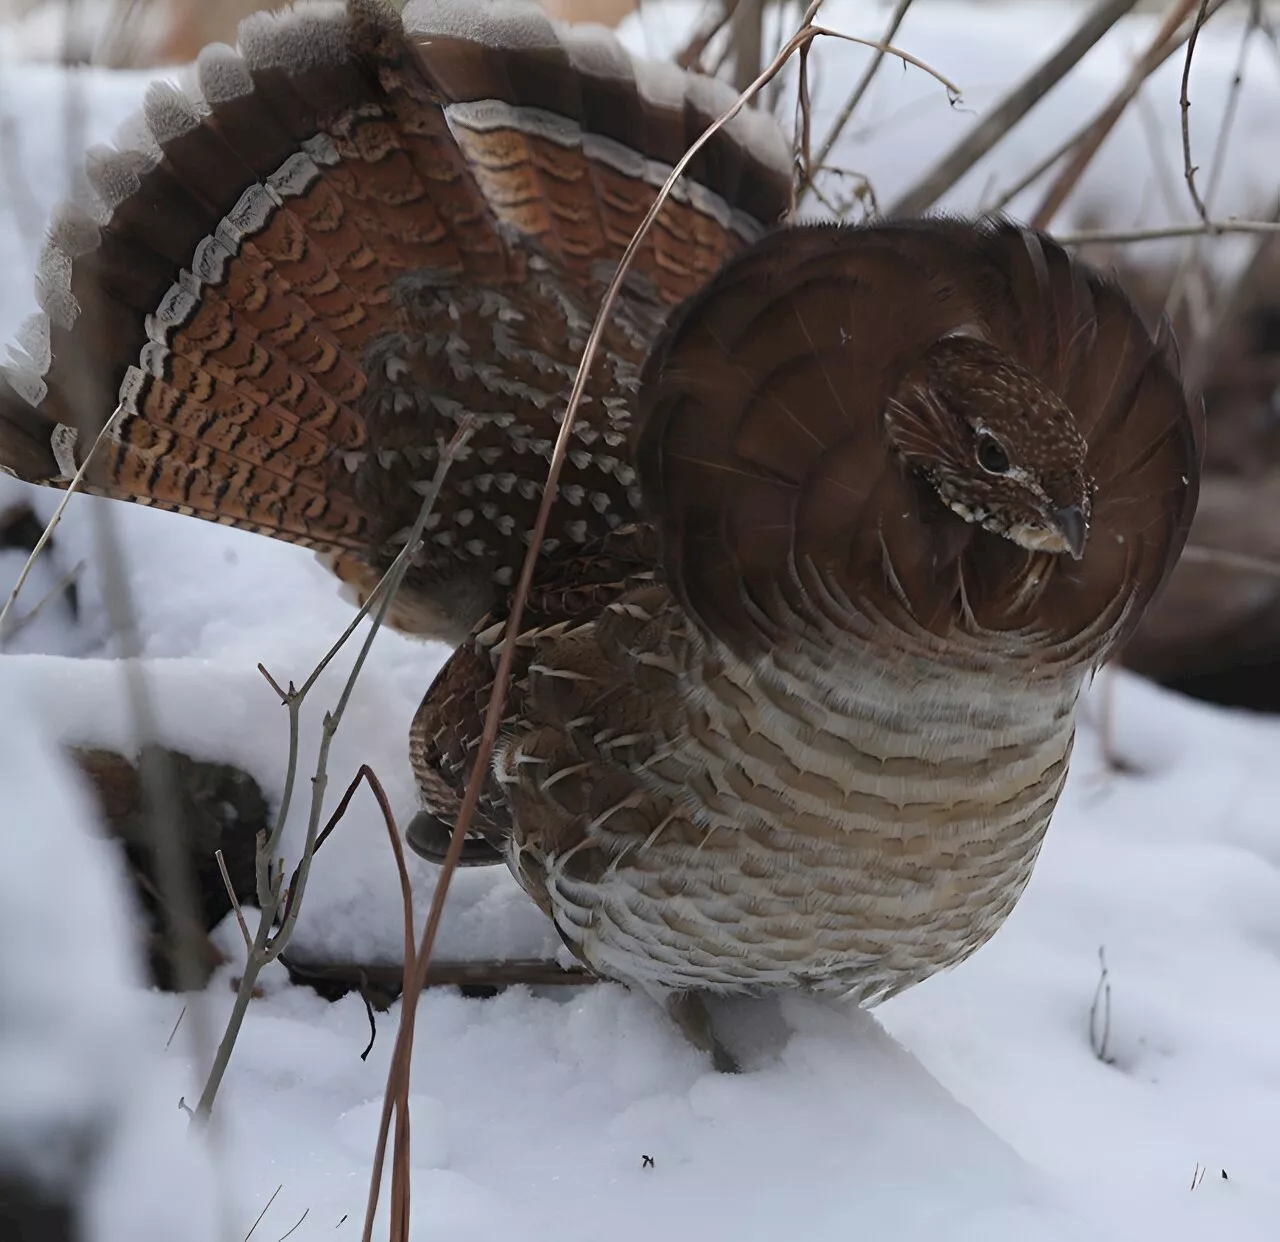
(666, 991, 740, 1073)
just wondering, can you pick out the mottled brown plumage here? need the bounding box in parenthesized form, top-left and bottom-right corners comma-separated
(0, 0, 1201, 1060)
(410, 219, 1199, 1022)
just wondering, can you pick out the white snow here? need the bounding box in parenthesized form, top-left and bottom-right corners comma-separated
(1, 5, 1279, 1240)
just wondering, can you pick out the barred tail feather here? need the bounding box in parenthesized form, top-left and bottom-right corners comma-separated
(0, 0, 791, 612)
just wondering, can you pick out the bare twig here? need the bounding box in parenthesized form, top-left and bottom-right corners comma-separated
(215, 848, 252, 951)
(1062, 218, 1280, 244)
(245, 1185, 283, 1241)
(0, 558, 82, 644)
(992, 0, 1220, 224)
(1089, 946, 1114, 1064)
(801, 0, 915, 201)
(164, 1004, 187, 1052)
(347, 765, 416, 1242)
(278, 1209, 310, 1242)
(0, 403, 125, 638)
(793, 21, 816, 205)
(284, 957, 593, 994)
(1164, 3, 1263, 332)
(193, 422, 473, 1123)
(887, 0, 1140, 218)
(1179, 0, 1215, 228)
(805, 165, 879, 221)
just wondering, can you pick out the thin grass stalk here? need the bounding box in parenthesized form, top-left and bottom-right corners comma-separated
(1179, 0, 1216, 227)
(1163, 1, 1260, 328)
(801, 0, 915, 203)
(1061, 218, 1280, 243)
(0, 403, 125, 639)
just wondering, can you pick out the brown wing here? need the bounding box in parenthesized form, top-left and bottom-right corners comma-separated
(0, 0, 791, 642)
(406, 522, 658, 865)
(634, 216, 1202, 670)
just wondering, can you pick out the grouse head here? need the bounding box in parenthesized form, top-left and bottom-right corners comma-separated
(885, 334, 1092, 560)
(636, 218, 1203, 665)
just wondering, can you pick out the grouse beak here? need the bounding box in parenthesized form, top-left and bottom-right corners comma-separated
(1052, 504, 1088, 560)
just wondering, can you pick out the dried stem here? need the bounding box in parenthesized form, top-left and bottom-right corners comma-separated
(283, 957, 593, 993)
(244, 1184, 282, 1241)
(192, 421, 473, 1123)
(344, 765, 416, 1242)
(801, 0, 915, 202)
(1179, 0, 1215, 228)
(214, 849, 252, 952)
(1062, 218, 1280, 244)
(1163, 2, 1262, 329)
(0, 557, 83, 644)
(0, 402, 126, 640)
(887, 0, 1140, 219)
(1089, 946, 1114, 1064)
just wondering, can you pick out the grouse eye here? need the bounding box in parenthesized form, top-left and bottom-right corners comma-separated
(975, 434, 1010, 475)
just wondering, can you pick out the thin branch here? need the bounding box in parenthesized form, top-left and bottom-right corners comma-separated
(348, 764, 416, 1242)
(1061, 218, 1280, 244)
(244, 1185, 282, 1242)
(0, 557, 82, 644)
(1179, 0, 1215, 228)
(1163, 1, 1262, 331)
(193, 422, 473, 1123)
(801, 0, 916, 201)
(164, 1004, 187, 1052)
(1089, 946, 1114, 1064)
(284, 957, 594, 993)
(887, 0, 1141, 218)
(0, 402, 126, 638)
(215, 848, 252, 952)
(277, 1209, 310, 1242)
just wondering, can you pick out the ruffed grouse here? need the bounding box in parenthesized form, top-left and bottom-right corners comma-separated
(0, 0, 1201, 1062)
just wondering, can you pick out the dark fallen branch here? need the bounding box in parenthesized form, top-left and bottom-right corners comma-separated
(283, 956, 597, 1007)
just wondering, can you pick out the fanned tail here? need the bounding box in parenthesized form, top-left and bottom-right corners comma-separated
(0, 0, 791, 634)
